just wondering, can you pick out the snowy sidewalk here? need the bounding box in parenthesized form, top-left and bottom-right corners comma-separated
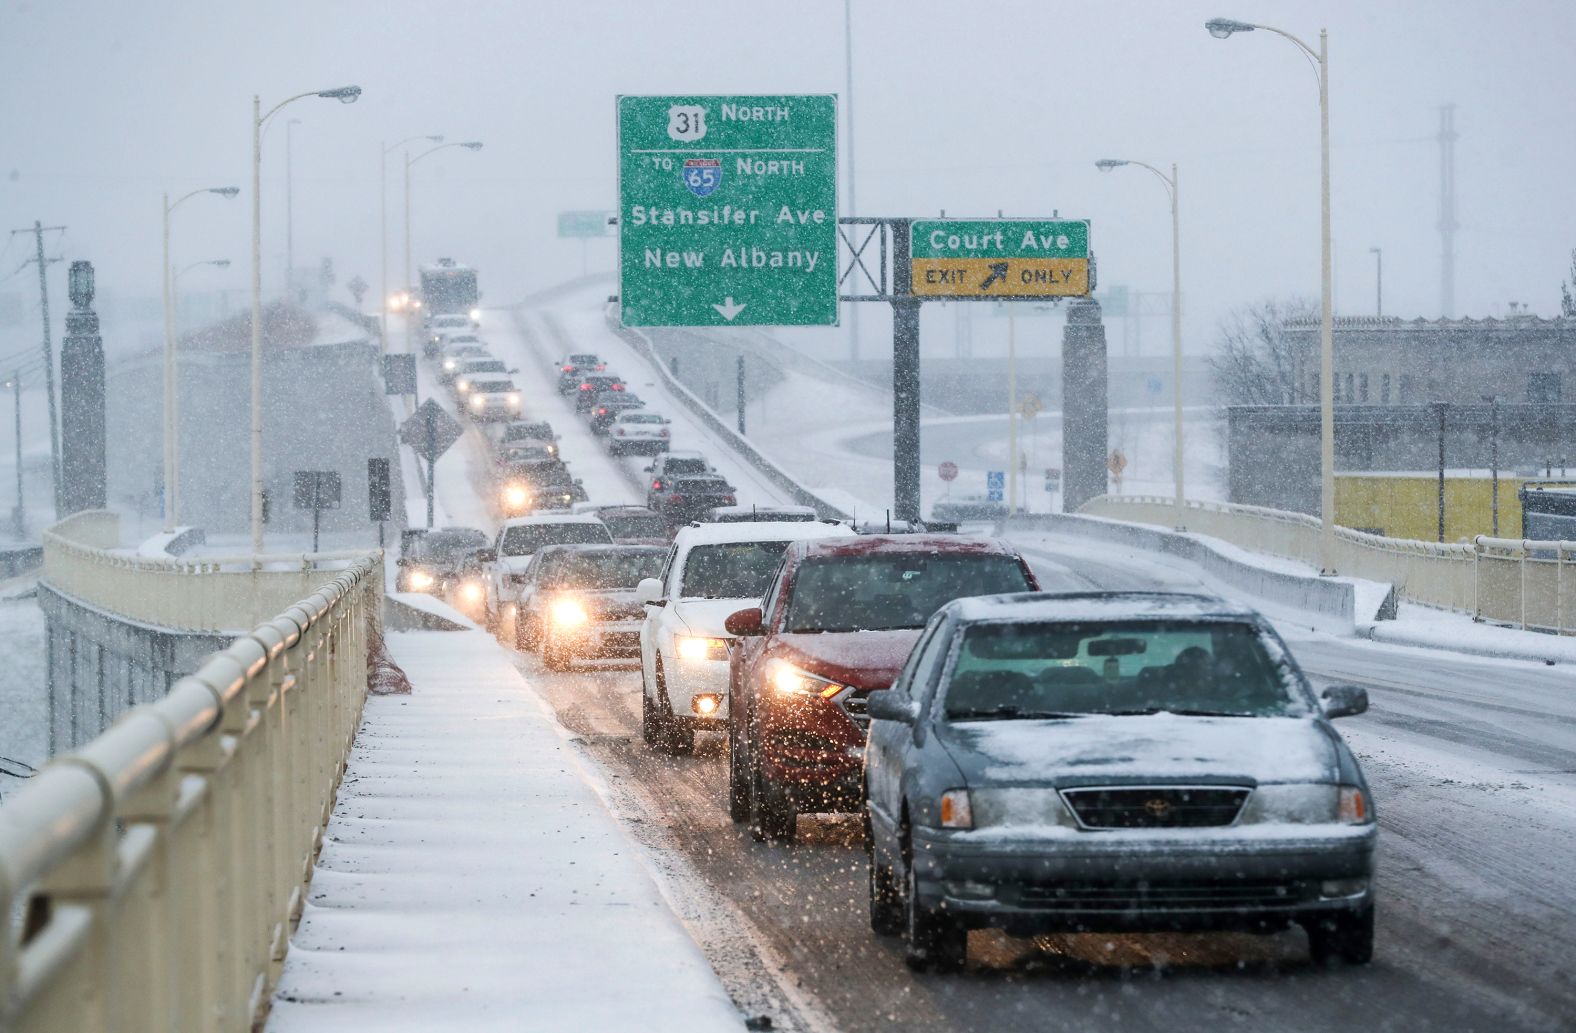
(268, 626, 741, 1032)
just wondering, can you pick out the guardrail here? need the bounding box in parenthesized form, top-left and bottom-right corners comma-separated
(604, 311, 852, 521)
(0, 553, 379, 1030)
(1081, 495, 1573, 632)
(43, 511, 375, 632)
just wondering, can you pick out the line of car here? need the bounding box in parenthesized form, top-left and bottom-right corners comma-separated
(411, 320, 1379, 974)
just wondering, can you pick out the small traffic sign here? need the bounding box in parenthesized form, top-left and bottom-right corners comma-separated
(1108, 449, 1128, 478)
(910, 219, 1091, 299)
(400, 399, 464, 464)
(1020, 393, 1042, 419)
(559, 210, 612, 238)
(938, 460, 959, 482)
(617, 95, 839, 327)
(986, 470, 1005, 502)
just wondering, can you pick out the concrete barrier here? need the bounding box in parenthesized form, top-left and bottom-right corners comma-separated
(1006, 512, 1364, 629)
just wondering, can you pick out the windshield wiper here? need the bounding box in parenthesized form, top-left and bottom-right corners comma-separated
(949, 707, 1084, 721)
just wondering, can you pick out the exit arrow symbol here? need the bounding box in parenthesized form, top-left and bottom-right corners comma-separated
(712, 296, 747, 321)
(979, 262, 1009, 291)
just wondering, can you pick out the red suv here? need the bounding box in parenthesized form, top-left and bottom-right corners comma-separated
(723, 534, 1039, 844)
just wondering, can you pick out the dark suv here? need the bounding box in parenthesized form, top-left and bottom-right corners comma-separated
(573, 373, 625, 411)
(724, 535, 1039, 844)
(589, 390, 645, 435)
(656, 475, 736, 527)
(557, 352, 604, 393)
(645, 452, 712, 509)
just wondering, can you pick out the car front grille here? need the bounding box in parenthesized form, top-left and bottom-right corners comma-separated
(1060, 786, 1250, 829)
(1012, 879, 1313, 913)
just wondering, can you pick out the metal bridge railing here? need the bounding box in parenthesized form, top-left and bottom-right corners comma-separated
(42, 510, 375, 632)
(1079, 495, 1573, 632)
(1, 550, 379, 1030)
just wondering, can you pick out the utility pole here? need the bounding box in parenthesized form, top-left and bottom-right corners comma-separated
(8, 370, 21, 535)
(1438, 104, 1458, 319)
(736, 354, 746, 435)
(10, 221, 66, 516)
(843, 0, 860, 366)
(1369, 246, 1383, 317)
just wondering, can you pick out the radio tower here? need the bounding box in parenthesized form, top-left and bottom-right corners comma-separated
(1438, 104, 1458, 318)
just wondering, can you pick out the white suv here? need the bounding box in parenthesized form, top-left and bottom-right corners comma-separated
(636, 519, 846, 754)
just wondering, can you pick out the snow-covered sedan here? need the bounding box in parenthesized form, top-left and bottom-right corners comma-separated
(863, 592, 1378, 972)
(636, 520, 846, 755)
(486, 514, 614, 629)
(607, 411, 671, 456)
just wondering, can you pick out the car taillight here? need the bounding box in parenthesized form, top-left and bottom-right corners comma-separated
(652, 480, 662, 490)
(723, 495, 736, 505)
(580, 383, 592, 391)
(659, 428, 669, 438)
(561, 364, 573, 372)
(615, 428, 626, 436)
(597, 408, 607, 415)
(596, 364, 605, 371)
(668, 494, 684, 504)
(613, 383, 625, 391)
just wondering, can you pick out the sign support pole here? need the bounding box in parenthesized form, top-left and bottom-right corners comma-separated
(1008, 307, 1018, 516)
(890, 220, 921, 523)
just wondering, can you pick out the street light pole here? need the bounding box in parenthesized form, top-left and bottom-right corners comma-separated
(1095, 158, 1185, 528)
(286, 119, 301, 296)
(404, 141, 483, 354)
(1369, 246, 1383, 317)
(251, 85, 361, 553)
(381, 135, 443, 351)
(1206, 18, 1336, 572)
(162, 188, 237, 532)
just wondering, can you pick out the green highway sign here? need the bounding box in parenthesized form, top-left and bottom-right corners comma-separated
(910, 219, 1092, 299)
(617, 94, 838, 327)
(558, 210, 611, 238)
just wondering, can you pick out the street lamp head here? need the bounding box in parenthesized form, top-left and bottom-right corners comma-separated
(1369, 246, 1381, 255)
(460, 141, 483, 151)
(1094, 159, 1129, 172)
(211, 186, 240, 199)
(317, 85, 362, 104)
(1206, 17, 1255, 38)
(426, 135, 445, 142)
(211, 259, 232, 269)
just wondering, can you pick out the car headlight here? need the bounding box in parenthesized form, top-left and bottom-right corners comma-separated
(457, 379, 471, 392)
(939, 789, 973, 830)
(767, 658, 845, 699)
(1239, 783, 1371, 825)
(407, 569, 434, 591)
(502, 484, 529, 509)
(507, 393, 521, 406)
(470, 307, 482, 321)
(460, 580, 482, 603)
(470, 394, 486, 410)
(675, 635, 729, 661)
(444, 359, 456, 371)
(550, 598, 589, 627)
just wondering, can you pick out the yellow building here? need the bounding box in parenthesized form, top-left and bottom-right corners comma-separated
(1336, 472, 1532, 542)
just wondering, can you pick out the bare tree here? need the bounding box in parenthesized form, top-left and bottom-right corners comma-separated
(1562, 248, 1575, 318)
(1207, 298, 1320, 406)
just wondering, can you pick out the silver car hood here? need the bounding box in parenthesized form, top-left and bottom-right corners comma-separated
(942, 713, 1337, 787)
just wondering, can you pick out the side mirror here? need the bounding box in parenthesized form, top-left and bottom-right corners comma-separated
(474, 548, 497, 564)
(636, 577, 664, 605)
(866, 690, 919, 725)
(724, 606, 764, 637)
(510, 367, 520, 374)
(1321, 684, 1369, 719)
(642, 465, 654, 472)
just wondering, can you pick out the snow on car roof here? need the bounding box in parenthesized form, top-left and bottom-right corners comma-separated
(672, 519, 847, 548)
(791, 533, 1022, 560)
(501, 513, 606, 528)
(945, 591, 1262, 625)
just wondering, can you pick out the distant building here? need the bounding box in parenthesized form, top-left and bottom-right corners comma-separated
(1227, 314, 1576, 517)
(1281, 313, 1576, 407)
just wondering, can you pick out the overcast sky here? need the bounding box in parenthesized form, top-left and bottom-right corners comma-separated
(3, 0, 1573, 358)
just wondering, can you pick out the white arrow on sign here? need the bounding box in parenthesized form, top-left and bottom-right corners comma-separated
(712, 297, 747, 321)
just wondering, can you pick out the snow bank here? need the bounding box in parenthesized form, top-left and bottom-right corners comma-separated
(267, 627, 741, 1032)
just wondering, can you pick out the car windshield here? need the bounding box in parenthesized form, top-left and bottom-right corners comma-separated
(620, 413, 664, 424)
(601, 512, 666, 538)
(679, 541, 795, 599)
(942, 620, 1309, 720)
(504, 424, 552, 441)
(414, 529, 487, 565)
(472, 380, 514, 393)
(462, 361, 505, 372)
(499, 522, 612, 556)
(546, 549, 664, 590)
(660, 457, 709, 476)
(784, 554, 1031, 633)
(570, 354, 599, 366)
